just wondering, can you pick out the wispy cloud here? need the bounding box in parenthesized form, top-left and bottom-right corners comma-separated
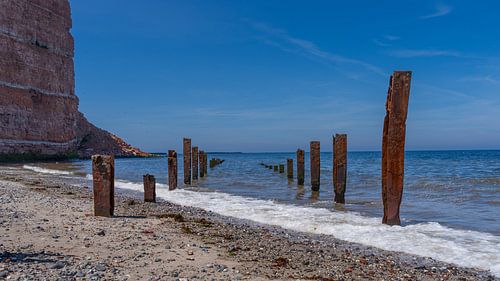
(387, 49, 468, 58)
(247, 20, 386, 76)
(421, 4, 453, 19)
(373, 35, 400, 47)
(383, 35, 400, 41)
(461, 75, 499, 84)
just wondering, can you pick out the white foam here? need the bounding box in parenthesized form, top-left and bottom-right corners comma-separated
(113, 180, 500, 277)
(23, 165, 74, 175)
(23, 165, 500, 276)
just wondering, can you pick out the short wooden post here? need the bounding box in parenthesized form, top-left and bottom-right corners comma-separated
(279, 164, 285, 173)
(192, 146, 199, 180)
(382, 71, 412, 225)
(287, 158, 293, 179)
(274, 165, 278, 172)
(297, 149, 305, 185)
(92, 155, 114, 217)
(310, 141, 320, 191)
(333, 134, 347, 203)
(203, 153, 208, 175)
(168, 150, 178, 190)
(199, 150, 205, 177)
(183, 138, 191, 185)
(143, 174, 156, 202)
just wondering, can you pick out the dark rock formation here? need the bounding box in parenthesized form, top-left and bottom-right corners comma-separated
(0, 0, 148, 159)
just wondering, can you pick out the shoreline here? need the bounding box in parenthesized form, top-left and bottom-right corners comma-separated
(0, 165, 497, 280)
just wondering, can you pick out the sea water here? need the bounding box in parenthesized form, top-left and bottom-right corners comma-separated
(21, 150, 500, 276)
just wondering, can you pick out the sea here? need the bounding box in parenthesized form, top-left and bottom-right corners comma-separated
(21, 150, 500, 276)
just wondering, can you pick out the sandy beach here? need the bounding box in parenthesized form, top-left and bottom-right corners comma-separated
(0, 165, 497, 281)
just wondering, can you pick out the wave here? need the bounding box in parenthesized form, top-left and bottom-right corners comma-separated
(23, 165, 74, 175)
(24, 165, 500, 276)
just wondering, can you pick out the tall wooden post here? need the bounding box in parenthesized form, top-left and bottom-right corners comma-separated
(199, 150, 205, 177)
(333, 134, 347, 203)
(192, 146, 199, 180)
(287, 158, 293, 179)
(92, 155, 114, 217)
(310, 141, 320, 191)
(143, 174, 156, 203)
(279, 164, 285, 173)
(297, 149, 305, 185)
(183, 138, 191, 185)
(382, 71, 412, 225)
(274, 165, 278, 172)
(168, 150, 178, 190)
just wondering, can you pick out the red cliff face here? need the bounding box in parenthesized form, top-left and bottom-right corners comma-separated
(0, 0, 148, 159)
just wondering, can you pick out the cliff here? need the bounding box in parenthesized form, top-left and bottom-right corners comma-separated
(0, 0, 148, 160)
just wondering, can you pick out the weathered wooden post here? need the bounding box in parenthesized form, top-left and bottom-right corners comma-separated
(199, 150, 205, 177)
(183, 138, 191, 185)
(143, 174, 156, 203)
(279, 164, 285, 173)
(333, 134, 347, 204)
(192, 146, 199, 180)
(310, 141, 320, 191)
(382, 71, 412, 225)
(297, 149, 305, 185)
(203, 153, 208, 175)
(274, 165, 278, 172)
(168, 150, 178, 190)
(287, 158, 293, 179)
(92, 155, 114, 217)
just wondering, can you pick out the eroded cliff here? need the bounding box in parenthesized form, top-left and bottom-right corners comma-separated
(0, 0, 148, 159)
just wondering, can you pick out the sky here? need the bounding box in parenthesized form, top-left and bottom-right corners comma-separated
(70, 0, 500, 152)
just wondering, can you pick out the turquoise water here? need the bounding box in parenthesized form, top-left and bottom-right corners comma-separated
(34, 150, 500, 235)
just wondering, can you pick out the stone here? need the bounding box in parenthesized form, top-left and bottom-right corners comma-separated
(183, 138, 191, 185)
(168, 150, 178, 190)
(382, 71, 412, 225)
(310, 141, 320, 191)
(296, 149, 305, 185)
(92, 155, 114, 217)
(0, 0, 148, 159)
(333, 134, 347, 204)
(287, 158, 293, 179)
(192, 146, 199, 180)
(143, 174, 156, 203)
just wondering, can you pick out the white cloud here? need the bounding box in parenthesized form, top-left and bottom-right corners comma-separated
(388, 49, 466, 58)
(421, 4, 453, 19)
(248, 21, 386, 76)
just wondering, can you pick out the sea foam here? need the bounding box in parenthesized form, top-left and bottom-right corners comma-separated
(23, 165, 500, 276)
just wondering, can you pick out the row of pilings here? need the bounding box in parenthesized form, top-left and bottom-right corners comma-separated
(91, 70, 411, 225)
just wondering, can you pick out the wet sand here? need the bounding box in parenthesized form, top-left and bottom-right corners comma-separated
(0, 166, 497, 280)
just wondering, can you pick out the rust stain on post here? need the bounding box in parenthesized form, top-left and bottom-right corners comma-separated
(287, 158, 293, 179)
(333, 134, 347, 204)
(382, 71, 412, 226)
(143, 174, 156, 203)
(92, 155, 114, 217)
(297, 149, 305, 185)
(310, 141, 320, 191)
(183, 138, 191, 185)
(192, 146, 199, 180)
(168, 150, 178, 190)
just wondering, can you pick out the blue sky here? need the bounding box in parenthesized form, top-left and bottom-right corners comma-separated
(70, 0, 500, 152)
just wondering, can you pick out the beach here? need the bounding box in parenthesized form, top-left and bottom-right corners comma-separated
(1, 165, 497, 280)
